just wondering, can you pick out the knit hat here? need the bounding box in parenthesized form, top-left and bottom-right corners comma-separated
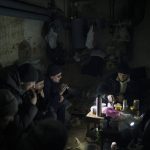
(47, 64, 62, 76)
(117, 63, 130, 75)
(0, 89, 18, 117)
(18, 63, 38, 82)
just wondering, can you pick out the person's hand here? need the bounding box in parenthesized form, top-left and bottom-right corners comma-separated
(40, 89, 44, 98)
(30, 90, 37, 105)
(60, 83, 69, 95)
(59, 95, 64, 103)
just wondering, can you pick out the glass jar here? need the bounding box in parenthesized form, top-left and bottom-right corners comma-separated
(123, 99, 128, 111)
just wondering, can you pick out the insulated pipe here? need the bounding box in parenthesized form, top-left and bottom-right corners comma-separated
(0, 0, 64, 20)
(0, 0, 48, 15)
(0, 7, 49, 20)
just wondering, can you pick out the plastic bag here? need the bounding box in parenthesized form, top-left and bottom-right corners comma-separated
(85, 25, 94, 49)
(45, 28, 58, 49)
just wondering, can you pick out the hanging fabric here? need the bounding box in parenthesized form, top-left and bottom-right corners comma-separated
(85, 25, 94, 49)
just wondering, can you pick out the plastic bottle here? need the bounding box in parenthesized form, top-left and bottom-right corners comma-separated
(123, 99, 128, 111)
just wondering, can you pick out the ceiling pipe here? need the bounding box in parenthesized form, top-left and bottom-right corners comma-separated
(0, 0, 48, 15)
(0, 0, 64, 21)
(0, 7, 49, 21)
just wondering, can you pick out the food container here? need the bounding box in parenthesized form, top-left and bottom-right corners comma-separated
(114, 103, 122, 111)
(90, 103, 106, 115)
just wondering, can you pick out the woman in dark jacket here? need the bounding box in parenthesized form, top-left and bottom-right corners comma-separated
(44, 65, 68, 123)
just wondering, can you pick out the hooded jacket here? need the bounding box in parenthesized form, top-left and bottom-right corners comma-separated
(0, 65, 38, 129)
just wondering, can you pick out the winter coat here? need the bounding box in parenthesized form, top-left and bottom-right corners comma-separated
(0, 65, 38, 129)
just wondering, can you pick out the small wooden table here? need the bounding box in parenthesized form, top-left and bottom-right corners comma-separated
(86, 112, 105, 150)
(86, 112, 104, 129)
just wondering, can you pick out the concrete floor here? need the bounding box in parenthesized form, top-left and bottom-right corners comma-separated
(65, 117, 101, 150)
(65, 121, 87, 149)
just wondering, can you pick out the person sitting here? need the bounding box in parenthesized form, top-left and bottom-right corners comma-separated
(43, 64, 69, 124)
(0, 63, 38, 129)
(97, 63, 141, 107)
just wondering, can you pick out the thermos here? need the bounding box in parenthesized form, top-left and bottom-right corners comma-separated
(96, 95, 102, 117)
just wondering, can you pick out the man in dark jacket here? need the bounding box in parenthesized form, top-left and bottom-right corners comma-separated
(0, 63, 38, 129)
(44, 65, 68, 123)
(98, 63, 140, 106)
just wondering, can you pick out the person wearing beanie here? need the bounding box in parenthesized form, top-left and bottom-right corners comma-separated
(17, 119, 68, 150)
(43, 64, 68, 123)
(18, 63, 38, 91)
(97, 63, 140, 106)
(0, 63, 38, 130)
(47, 65, 62, 78)
(18, 63, 38, 83)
